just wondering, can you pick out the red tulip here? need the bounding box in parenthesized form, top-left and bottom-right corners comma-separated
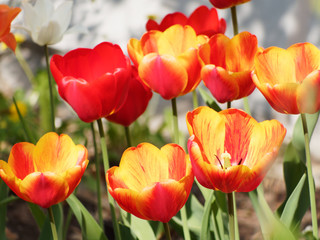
(199, 32, 259, 103)
(128, 24, 208, 100)
(0, 132, 88, 208)
(106, 66, 152, 126)
(0, 5, 21, 51)
(106, 143, 194, 223)
(146, 5, 226, 38)
(186, 107, 286, 193)
(50, 42, 131, 123)
(209, 0, 251, 9)
(252, 43, 320, 114)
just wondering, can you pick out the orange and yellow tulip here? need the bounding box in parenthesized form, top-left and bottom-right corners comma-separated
(128, 24, 208, 100)
(0, 132, 88, 208)
(186, 107, 286, 193)
(199, 31, 259, 103)
(252, 43, 320, 114)
(106, 143, 194, 223)
(0, 5, 21, 51)
(209, 0, 251, 9)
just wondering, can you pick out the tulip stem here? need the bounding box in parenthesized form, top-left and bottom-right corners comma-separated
(90, 122, 103, 228)
(44, 45, 55, 132)
(171, 98, 191, 240)
(301, 113, 319, 239)
(124, 126, 132, 147)
(163, 222, 172, 240)
(227, 192, 236, 240)
(97, 119, 122, 240)
(227, 101, 231, 109)
(192, 90, 199, 108)
(48, 206, 58, 240)
(230, 6, 239, 36)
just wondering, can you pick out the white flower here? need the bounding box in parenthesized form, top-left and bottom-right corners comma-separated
(22, 0, 74, 46)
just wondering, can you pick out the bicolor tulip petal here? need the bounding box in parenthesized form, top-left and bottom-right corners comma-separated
(106, 66, 153, 126)
(252, 43, 320, 114)
(0, 132, 88, 208)
(106, 143, 194, 223)
(128, 24, 208, 100)
(186, 107, 286, 193)
(209, 0, 251, 9)
(146, 5, 226, 37)
(50, 42, 131, 122)
(199, 32, 258, 103)
(0, 5, 21, 51)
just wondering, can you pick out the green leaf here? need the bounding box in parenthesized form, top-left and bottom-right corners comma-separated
(0, 180, 8, 240)
(38, 204, 64, 240)
(200, 191, 214, 240)
(249, 186, 296, 240)
(280, 174, 306, 229)
(66, 194, 108, 240)
(120, 209, 156, 240)
(198, 87, 222, 112)
(292, 112, 319, 153)
(28, 203, 46, 229)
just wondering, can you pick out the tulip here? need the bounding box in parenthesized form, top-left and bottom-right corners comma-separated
(252, 42, 320, 114)
(209, 0, 251, 9)
(50, 42, 131, 123)
(128, 24, 208, 100)
(21, 0, 74, 46)
(186, 106, 286, 193)
(146, 5, 226, 38)
(0, 5, 21, 51)
(0, 132, 88, 208)
(199, 31, 258, 103)
(106, 66, 152, 126)
(106, 143, 194, 223)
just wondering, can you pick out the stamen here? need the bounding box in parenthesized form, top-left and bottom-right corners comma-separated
(215, 154, 224, 169)
(238, 158, 243, 165)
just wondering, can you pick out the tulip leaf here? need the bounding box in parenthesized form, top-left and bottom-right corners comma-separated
(200, 191, 215, 240)
(292, 112, 319, 154)
(198, 87, 222, 112)
(249, 186, 296, 239)
(28, 203, 46, 229)
(38, 204, 63, 240)
(120, 209, 156, 240)
(0, 180, 8, 240)
(280, 173, 306, 230)
(172, 194, 204, 238)
(66, 194, 108, 240)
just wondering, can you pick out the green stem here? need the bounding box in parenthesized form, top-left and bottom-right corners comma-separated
(301, 113, 318, 239)
(192, 90, 199, 109)
(96, 119, 122, 240)
(90, 123, 103, 228)
(124, 126, 132, 147)
(243, 97, 251, 115)
(227, 192, 235, 240)
(13, 96, 36, 143)
(48, 206, 58, 240)
(15, 45, 35, 85)
(230, 6, 239, 36)
(227, 101, 231, 109)
(170, 98, 190, 240)
(232, 192, 240, 240)
(44, 45, 55, 132)
(163, 222, 172, 240)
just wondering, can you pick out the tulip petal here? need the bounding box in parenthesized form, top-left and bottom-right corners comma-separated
(138, 53, 188, 100)
(33, 133, 85, 173)
(114, 143, 169, 192)
(297, 70, 320, 113)
(137, 180, 190, 222)
(186, 106, 225, 163)
(288, 42, 320, 83)
(20, 172, 69, 208)
(254, 47, 296, 85)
